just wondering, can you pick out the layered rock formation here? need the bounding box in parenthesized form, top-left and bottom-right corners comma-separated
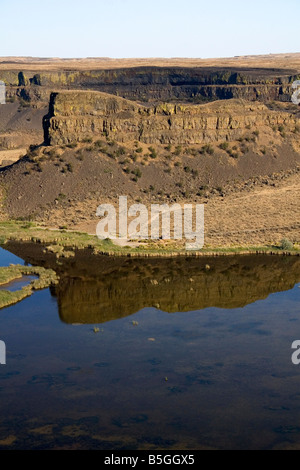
(1, 66, 299, 105)
(43, 90, 299, 146)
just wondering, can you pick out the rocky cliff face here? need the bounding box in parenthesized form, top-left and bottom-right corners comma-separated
(1, 66, 299, 105)
(44, 90, 299, 145)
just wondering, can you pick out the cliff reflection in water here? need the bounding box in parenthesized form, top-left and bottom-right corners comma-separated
(5, 242, 300, 325)
(55, 256, 300, 324)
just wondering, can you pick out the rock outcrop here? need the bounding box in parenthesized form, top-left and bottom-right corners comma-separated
(1, 66, 300, 105)
(43, 90, 299, 145)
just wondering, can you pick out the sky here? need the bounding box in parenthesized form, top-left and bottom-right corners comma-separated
(0, 0, 299, 59)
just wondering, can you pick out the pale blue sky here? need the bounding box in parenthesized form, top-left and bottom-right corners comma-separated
(0, 0, 299, 58)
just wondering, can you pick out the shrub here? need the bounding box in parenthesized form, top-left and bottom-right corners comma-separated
(81, 136, 93, 144)
(229, 152, 239, 159)
(280, 238, 294, 251)
(240, 145, 249, 154)
(148, 146, 157, 159)
(35, 162, 42, 172)
(174, 145, 182, 156)
(94, 140, 104, 148)
(189, 147, 198, 156)
(200, 144, 214, 155)
(132, 168, 142, 178)
(219, 142, 229, 151)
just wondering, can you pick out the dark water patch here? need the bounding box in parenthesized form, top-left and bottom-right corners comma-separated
(9, 353, 27, 360)
(27, 373, 74, 389)
(147, 358, 162, 366)
(185, 374, 214, 386)
(138, 436, 177, 448)
(264, 406, 290, 411)
(167, 386, 185, 395)
(112, 414, 148, 429)
(274, 425, 300, 434)
(0, 370, 20, 380)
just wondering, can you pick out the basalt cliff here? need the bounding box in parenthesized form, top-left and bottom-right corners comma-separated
(1, 65, 300, 105)
(0, 57, 300, 249)
(43, 90, 299, 146)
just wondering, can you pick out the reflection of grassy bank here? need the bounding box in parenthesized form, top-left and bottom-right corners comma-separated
(0, 220, 299, 257)
(0, 264, 58, 309)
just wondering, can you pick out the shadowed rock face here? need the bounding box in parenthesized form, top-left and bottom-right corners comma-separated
(4, 242, 300, 324)
(43, 91, 299, 146)
(1, 66, 299, 105)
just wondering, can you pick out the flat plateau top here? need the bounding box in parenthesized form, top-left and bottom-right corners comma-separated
(0, 53, 300, 72)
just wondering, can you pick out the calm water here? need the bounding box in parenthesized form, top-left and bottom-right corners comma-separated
(0, 243, 300, 450)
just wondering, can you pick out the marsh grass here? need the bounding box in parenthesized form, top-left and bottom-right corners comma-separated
(0, 264, 59, 309)
(0, 221, 299, 258)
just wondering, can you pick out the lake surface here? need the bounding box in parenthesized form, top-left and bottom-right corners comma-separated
(0, 242, 300, 450)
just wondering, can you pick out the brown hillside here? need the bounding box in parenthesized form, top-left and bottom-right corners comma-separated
(0, 55, 299, 249)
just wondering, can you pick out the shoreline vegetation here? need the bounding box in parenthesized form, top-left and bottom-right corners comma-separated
(0, 220, 299, 258)
(0, 263, 58, 309)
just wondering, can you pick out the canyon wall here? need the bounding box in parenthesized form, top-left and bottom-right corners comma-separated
(43, 90, 299, 145)
(1, 66, 299, 105)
